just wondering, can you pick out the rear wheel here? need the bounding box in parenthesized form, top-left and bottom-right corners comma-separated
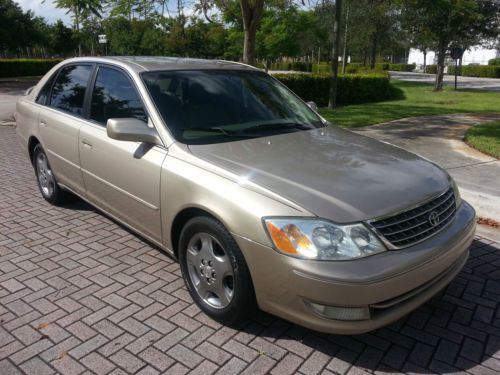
(33, 144, 71, 205)
(179, 216, 256, 326)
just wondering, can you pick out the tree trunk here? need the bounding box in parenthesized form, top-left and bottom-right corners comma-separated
(341, 0, 349, 74)
(74, 6, 82, 56)
(370, 33, 377, 69)
(328, 0, 342, 109)
(434, 43, 446, 91)
(240, 0, 265, 65)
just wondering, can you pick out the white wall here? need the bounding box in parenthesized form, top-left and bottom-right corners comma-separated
(409, 46, 499, 66)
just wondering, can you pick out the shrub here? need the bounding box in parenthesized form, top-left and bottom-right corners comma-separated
(270, 61, 312, 72)
(375, 63, 390, 71)
(273, 72, 396, 106)
(425, 65, 437, 74)
(448, 65, 500, 78)
(388, 63, 416, 72)
(488, 58, 500, 66)
(312, 63, 331, 74)
(0, 58, 63, 78)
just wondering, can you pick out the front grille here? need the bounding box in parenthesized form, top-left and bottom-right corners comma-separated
(369, 188, 456, 248)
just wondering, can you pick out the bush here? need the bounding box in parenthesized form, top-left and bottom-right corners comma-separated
(488, 58, 500, 66)
(448, 65, 500, 78)
(375, 63, 390, 71)
(425, 64, 437, 74)
(374, 63, 415, 72)
(312, 63, 330, 74)
(273, 72, 397, 106)
(270, 61, 312, 72)
(388, 63, 416, 72)
(0, 58, 63, 78)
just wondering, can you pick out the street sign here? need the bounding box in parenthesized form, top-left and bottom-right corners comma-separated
(450, 47, 463, 91)
(450, 47, 463, 60)
(98, 34, 107, 44)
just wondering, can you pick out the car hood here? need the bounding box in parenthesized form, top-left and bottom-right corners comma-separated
(188, 126, 450, 223)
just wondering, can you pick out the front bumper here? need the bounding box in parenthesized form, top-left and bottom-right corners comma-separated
(235, 201, 476, 335)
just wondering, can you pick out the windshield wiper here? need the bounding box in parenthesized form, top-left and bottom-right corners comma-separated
(240, 122, 316, 134)
(177, 127, 254, 138)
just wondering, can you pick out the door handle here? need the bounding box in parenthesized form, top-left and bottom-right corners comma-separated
(81, 140, 93, 149)
(40, 120, 47, 127)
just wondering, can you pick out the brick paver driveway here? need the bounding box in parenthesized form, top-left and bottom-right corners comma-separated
(1, 125, 500, 375)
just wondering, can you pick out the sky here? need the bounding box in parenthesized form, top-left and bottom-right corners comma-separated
(17, 0, 75, 24)
(15, 0, 197, 25)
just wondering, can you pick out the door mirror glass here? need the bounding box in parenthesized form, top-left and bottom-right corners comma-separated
(107, 118, 162, 145)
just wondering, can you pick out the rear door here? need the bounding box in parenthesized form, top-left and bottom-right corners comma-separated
(38, 64, 94, 196)
(79, 65, 166, 242)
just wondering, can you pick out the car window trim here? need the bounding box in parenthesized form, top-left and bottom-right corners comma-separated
(86, 63, 151, 127)
(35, 70, 58, 105)
(47, 62, 96, 120)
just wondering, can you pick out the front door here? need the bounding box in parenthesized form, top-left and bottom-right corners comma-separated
(79, 65, 166, 242)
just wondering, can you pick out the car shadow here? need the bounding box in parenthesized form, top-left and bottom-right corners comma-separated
(235, 239, 499, 373)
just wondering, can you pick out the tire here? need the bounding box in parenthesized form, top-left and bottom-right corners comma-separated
(179, 216, 256, 326)
(33, 144, 71, 205)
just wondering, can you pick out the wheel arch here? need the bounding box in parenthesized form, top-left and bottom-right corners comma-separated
(170, 206, 226, 259)
(28, 136, 41, 165)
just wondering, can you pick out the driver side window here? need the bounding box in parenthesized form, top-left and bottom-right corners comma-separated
(90, 66, 147, 126)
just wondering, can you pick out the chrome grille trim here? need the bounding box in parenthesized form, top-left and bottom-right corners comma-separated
(368, 187, 456, 249)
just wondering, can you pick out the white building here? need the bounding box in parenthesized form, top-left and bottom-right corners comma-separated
(408, 46, 499, 68)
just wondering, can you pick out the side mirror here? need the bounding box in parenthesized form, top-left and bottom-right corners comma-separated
(306, 101, 318, 111)
(107, 118, 162, 145)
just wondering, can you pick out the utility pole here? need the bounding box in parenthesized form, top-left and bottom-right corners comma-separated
(328, 0, 343, 109)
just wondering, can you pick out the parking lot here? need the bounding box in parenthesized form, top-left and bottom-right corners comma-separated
(1, 124, 500, 374)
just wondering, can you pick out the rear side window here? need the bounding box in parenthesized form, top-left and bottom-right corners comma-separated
(50, 64, 93, 116)
(36, 73, 57, 105)
(90, 66, 147, 125)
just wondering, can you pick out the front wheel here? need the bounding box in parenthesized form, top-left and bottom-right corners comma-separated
(179, 216, 256, 326)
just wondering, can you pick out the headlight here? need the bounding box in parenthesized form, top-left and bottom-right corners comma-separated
(264, 218, 386, 261)
(450, 177, 462, 208)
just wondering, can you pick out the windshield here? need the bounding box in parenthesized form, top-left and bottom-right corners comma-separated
(141, 70, 324, 145)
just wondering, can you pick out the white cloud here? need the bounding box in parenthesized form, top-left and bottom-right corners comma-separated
(16, 0, 72, 25)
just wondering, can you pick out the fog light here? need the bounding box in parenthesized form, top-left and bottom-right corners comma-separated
(305, 301, 370, 321)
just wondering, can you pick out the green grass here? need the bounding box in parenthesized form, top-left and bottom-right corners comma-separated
(319, 80, 500, 128)
(465, 121, 500, 158)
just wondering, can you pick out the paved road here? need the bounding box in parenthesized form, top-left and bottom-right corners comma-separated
(390, 71, 500, 92)
(0, 79, 37, 123)
(353, 113, 500, 224)
(1, 125, 500, 375)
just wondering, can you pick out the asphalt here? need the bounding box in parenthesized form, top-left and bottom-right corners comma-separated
(0, 78, 37, 123)
(354, 113, 500, 224)
(389, 71, 500, 92)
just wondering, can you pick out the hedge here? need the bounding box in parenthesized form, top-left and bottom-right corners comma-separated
(270, 62, 311, 72)
(312, 63, 331, 74)
(273, 72, 397, 106)
(0, 59, 63, 78)
(425, 65, 437, 74)
(488, 58, 500, 66)
(448, 65, 500, 78)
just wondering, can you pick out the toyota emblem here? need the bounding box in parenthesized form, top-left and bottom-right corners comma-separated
(428, 211, 440, 227)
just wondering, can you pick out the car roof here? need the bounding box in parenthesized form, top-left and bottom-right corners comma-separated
(62, 56, 260, 73)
